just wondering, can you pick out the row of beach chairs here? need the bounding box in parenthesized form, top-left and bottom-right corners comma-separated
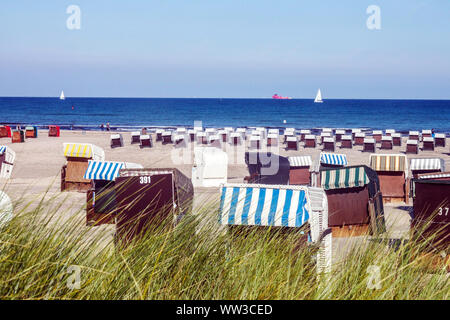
(0, 125, 60, 143)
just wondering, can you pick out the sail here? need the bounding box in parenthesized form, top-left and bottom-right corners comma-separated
(60, 90, 65, 100)
(314, 89, 323, 103)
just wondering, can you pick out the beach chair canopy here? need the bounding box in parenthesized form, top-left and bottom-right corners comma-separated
(0, 146, 15, 164)
(417, 171, 450, 180)
(219, 183, 331, 272)
(410, 158, 444, 172)
(219, 184, 325, 230)
(84, 160, 143, 181)
(288, 156, 312, 168)
(0, 191, 13, 229)
(319, 152, 348, 166)
(63, 143, 105, 161)
(369, 154, 408, 175)
(321, 166, 369, 190)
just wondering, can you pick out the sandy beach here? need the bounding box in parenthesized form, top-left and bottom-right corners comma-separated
(2, 129, 449, 261)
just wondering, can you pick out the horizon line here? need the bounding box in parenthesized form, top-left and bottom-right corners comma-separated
(1, 95, 450, 101)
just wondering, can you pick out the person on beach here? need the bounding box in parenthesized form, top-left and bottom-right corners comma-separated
(142, 127, 147, 135)
(100, 124, 104, 131)
(106, 123, 110, 131)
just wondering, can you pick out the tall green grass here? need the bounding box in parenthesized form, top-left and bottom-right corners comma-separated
(0, 191, 448, 300)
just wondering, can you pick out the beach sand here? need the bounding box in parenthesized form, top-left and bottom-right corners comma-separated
(1, 130, 449, 264)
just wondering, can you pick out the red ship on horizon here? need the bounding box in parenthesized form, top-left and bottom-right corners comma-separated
(272, 93, 292, 99)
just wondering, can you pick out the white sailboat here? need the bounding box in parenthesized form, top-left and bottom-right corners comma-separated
(314, 89, 323, 103)
(59, 90, 65, 100)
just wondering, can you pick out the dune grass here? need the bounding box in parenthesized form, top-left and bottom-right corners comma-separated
(0, 190, 448, 300)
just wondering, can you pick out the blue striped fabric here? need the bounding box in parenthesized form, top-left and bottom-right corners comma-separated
(219, 184, 310, 228)
(320, 152, 348, 166)
(84, 161, 124, 181)
(0, 146, 6, 155)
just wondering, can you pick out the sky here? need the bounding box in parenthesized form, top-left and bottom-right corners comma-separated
(0, 0, 449, 99)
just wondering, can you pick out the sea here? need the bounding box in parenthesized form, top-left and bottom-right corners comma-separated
(1, 97, 449, 134)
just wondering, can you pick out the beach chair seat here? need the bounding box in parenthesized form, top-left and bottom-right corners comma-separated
(0, 126, 12, 138)
(286, 136, 299, 150)
(218, 130, 228, 143)
(385, 129, 396, 136)
(267, 133, 278, 147)
(230, 132, 242, 146)
(208, 134, 221, 148)
(354, 132, 365, 145)
(340, 135, 352, 149)
(11, 130, 24, 143)
(335, 129, 345, 142)
(406, 140, 418, 154)
(323, 137, 335, 152)
(372, 130, 382, 143)
(304, 135, 316, 148)
(434, 133, 446, 147)
(174, 134, 187, 148)
(186, 129, 195, 142)
(155, 129, 163, 141)
(25, 126, 38, 138)
(110, 133, 123, 148)
(380, 136, 393, 150)
(363, 138, 376, 152)
(288, 156, 312, 185)
(48, 125, 60, 137)
(196, 132, 207, 145)
(130, 131, 140, 144)
(409, 131, 419, 141)
(162, 131, 173, 144)
(139, 135, 152, 148)
(250, 135, 261, 149)
(392, 133, 402, 146)
(422, 137, 434, 151)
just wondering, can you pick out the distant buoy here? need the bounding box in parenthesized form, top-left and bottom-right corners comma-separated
(283, 120, 287, 124)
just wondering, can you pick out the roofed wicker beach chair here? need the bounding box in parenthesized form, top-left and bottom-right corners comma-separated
(139, 134, 152, 148)
(380, 136, 393, 150)
(392, 133, 402, 146)
(422, 137, 434, 151)
(406, 139, 418, 154)
(130, 131, 140, 144)
(323, 137, 335, 152)
(434, 133, 446, 147)
(363, 138, 376, 152)
(110, 133, 123, 148)
(304, 134, 316, 148)
(340, 135, 352, 149)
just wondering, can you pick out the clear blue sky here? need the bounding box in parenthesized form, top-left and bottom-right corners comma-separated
(0, 0, 449, 99)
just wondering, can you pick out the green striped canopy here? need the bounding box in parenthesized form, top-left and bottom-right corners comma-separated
(321, 167, 369, 190)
